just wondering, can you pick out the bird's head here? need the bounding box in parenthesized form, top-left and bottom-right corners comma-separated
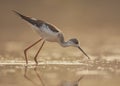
(68, 38, 79, 47)
(68, 38, 90, 59)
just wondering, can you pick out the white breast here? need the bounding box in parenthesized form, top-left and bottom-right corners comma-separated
(32, 24, 60, 42)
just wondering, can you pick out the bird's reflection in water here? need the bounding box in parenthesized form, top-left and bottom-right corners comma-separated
(24, 66, 84, 86)
(24, 66, 45, 86)
(61, 75, 84, 86)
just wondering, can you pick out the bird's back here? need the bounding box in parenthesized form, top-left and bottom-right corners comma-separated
(13, 10, 62, 42)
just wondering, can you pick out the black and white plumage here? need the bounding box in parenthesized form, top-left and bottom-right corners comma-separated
(13, 10, 90, 64)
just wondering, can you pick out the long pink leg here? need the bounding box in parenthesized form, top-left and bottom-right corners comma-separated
(24, 39, 42, 64)
(34, 41, 45, 65)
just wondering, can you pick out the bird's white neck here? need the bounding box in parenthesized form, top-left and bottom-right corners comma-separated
(59, 41, 70, 47)
(58, 38, 72, 47)
(58, 33, 71, 47)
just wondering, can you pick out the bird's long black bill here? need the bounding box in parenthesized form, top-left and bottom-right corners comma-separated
(78, 46, 90, 59)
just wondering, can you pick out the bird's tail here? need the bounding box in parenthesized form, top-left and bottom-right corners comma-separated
(12, 10, 36, 25)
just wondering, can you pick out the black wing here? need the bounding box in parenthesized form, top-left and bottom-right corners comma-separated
(45, 23, 59, 32)
(12, 10, 44, 27)
(13, 10, 59, 32)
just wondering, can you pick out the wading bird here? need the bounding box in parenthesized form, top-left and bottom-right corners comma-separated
(13, 10, 90, 65)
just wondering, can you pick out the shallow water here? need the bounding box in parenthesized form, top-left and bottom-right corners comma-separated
(0, 59, 120, 86)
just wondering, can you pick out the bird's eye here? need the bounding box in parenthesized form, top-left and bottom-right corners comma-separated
(72, 39, 79, 44)
(74, 41, 78, 44)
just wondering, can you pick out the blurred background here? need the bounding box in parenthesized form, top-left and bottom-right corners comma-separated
(0, 0, 120, 60)
(0, 1, 120, 86)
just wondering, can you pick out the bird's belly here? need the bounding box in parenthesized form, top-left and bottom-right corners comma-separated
(38, 30, 58, 42)
(42, 33, 58, 42)
(45, 36, 58, 42)
(32, 26, 59, 42)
